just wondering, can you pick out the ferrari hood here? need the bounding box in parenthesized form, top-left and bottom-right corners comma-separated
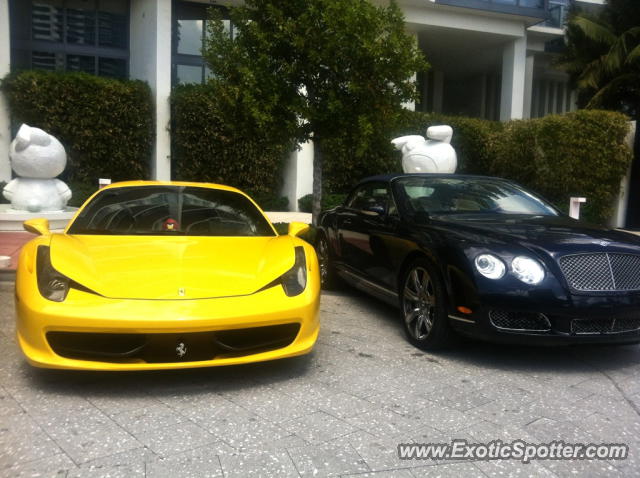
(49, 234, 296, 300)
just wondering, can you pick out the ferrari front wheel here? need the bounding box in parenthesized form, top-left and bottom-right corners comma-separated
(400, 259, 454, 351)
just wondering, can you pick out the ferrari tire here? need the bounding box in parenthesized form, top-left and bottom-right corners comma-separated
(400, 258, 455, 351)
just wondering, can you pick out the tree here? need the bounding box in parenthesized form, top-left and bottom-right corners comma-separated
(559, 0, 640, 118)
(203, 0, 427, 222)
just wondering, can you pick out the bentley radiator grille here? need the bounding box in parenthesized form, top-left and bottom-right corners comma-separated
(571, 317, 640, 335)
(489, 310, 551, 332)
(558, 253, 640, 292)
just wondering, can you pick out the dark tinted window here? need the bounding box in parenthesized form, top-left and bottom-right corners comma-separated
(346, 182, 391, 213)
(68, 186, 275, 236)
(395, 177, 558, 216)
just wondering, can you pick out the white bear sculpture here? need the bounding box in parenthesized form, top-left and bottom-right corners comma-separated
(3, 124, 72, 212)
(391, 125, 457, 174)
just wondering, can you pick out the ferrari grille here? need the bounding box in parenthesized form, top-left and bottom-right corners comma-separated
(558, 253, 640, 292)
(46, 323, 300, 363)
(489, 310, 551, 332)
(571, 316, 640, 335)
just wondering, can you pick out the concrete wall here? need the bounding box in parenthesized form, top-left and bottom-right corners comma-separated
(282, 142, 314, 212)
(0, 0, 11, 182)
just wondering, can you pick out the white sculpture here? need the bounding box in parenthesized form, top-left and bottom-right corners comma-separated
(391, 125, 457, 174)
(3, 124, 72, 212)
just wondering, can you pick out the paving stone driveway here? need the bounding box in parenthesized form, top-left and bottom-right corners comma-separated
(1, 281, 640, 477)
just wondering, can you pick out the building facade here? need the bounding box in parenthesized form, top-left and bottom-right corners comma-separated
(0, 0, 604, 209)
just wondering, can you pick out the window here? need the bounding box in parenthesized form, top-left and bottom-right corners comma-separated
(68, 186, 276, 237)
(395, 177, 558, 216)
(172, 1, 232, 85)
(346, 182, 392, 214)
(10, 0, 129, 78)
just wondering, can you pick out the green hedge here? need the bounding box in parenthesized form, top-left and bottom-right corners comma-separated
(1, 71, 154, 202)
(171, 84, 291, 210)
(323, 109, 632, 224)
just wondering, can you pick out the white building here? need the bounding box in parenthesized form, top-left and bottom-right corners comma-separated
(0, 0, 604, 209)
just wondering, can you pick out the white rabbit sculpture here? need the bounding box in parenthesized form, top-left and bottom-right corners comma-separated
(391, 125, 457, 174)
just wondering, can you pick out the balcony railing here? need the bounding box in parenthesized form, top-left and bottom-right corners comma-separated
(434, 0, 548, 19)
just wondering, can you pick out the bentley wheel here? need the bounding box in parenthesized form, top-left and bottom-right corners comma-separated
(316, 235, 336, 289)
(400, 259, 454, 350)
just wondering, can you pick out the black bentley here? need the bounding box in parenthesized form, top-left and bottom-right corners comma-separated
(316, 174, 640, 349)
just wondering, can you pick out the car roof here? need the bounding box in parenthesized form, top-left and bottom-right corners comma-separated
(356, 173, 506, 187)
(99, 180, 244, 195)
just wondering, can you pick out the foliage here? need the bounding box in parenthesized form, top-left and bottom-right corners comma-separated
(559, 0, 640, 117)
(322, 111, 502, 193)
(203, 0, 428, 221)
(67, 180, 99, 208)
(489, 110, 632, 223)
(298, 193, 347, 213)
(1, 70, 153, 183)
(171, 84, 292, 200)
(252, 194, 289, 212)
(322, 109, 631, 224)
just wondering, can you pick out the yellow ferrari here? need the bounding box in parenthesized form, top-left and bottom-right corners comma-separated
(15, 181, 320, 370)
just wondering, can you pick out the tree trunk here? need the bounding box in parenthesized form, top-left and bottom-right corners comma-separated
(312, 138, 323, 226)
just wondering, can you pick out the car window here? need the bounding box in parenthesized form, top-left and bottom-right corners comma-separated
(68, 186, 276, 236)
(395, 177, 558, 217)
(346, 182, 391, 213)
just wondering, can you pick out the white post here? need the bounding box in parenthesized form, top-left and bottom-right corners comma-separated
(0, 0, 12, 182)
(523, 53, 534, 119)
(500, 36, 526, 121)
(129, 0, 172, 181)
(569, 197, 586, 220)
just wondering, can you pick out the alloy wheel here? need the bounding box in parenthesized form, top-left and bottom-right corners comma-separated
(317, 238, 330, 286)
(402, 266, 436, 341)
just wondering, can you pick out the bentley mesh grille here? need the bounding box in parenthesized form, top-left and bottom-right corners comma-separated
(489, 310, 551, 332)
(571, 317, 640, 335)
(558, 253, 640, 292)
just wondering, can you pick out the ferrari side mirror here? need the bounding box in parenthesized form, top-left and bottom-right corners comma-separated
(23, 218, 51, 236)
(288, 222, 310, 237)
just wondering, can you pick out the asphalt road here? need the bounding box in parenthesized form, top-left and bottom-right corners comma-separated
(1, 281, 640, 477)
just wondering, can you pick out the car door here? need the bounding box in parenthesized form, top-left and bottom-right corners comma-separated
(338, 181, 398, 288)
(335, 184, 371, 272)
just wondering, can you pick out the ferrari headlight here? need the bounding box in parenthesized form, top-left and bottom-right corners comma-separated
(281, 246, 307, 297)
(475, 254, 506, 279)
(512, 256, 545, 285)
(36, 246, 70, 302)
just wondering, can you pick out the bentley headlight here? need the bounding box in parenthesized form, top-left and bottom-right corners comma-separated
(475, 254, 506, 279)
(36, 246, 70, 302)
(281, 246, 307, 296)
(512, 256, 545, 285)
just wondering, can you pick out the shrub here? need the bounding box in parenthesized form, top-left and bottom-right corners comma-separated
(1, 70, 153, 184)
(171, 83, 291, 200)
(323, 108, 631, 224)
(489, 110, 632, 223)
(298, 193, 347, 213)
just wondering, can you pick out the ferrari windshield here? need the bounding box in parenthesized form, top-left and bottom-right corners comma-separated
(395, 177, 559, 217)
(68, 186, 275, 236)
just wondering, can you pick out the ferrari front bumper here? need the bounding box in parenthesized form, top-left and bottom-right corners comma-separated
(15, 279, 320, 371)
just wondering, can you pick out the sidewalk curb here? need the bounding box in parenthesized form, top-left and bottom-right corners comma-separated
(0, 270, 15, 283)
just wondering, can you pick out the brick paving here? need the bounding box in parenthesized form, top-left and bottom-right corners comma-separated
(1, 282, 640, 477)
